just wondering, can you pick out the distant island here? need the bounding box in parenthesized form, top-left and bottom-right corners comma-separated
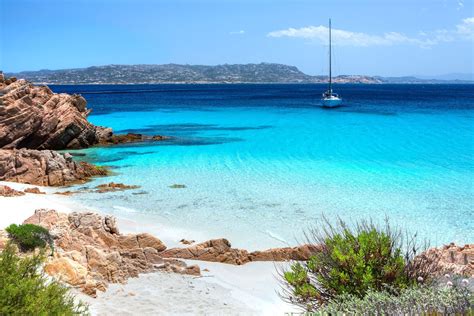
(5, 63, 473, 85)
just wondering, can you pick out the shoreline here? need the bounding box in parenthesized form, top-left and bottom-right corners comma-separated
(0, 181, 79, 228)
(0, 181, 296, 315)
(1, 180, 472, 314)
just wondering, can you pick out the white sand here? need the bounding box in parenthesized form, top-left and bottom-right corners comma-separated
(0, 181, 298, 315)
(76, 261, 297, 315)
(77, 272, 258, 315)
(0, 181, 80, 228)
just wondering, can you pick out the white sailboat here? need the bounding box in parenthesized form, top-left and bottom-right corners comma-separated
(321, 19, 342, 108)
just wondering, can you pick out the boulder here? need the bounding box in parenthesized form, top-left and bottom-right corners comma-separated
(0, 149, 107, 186)
(0, 184, 25, 197)
(250, 244, 322, 261)
(44, 256, 88, 286)
(118, 235, 140, 250)
(23, 187, 46, 194)
(422, 243, 473, 277)
(137, 233, 166, 252)
(180, 239, 195, 245)
(161, 238, 251, 265)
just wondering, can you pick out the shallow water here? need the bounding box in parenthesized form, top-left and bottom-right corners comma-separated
(52, 84, 474, 249)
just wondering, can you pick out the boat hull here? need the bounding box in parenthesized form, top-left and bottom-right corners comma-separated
(321, 97, 342, 108)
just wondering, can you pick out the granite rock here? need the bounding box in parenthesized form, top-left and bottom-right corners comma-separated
(23, 209, 191, 297)
(0, 149, 107, 186)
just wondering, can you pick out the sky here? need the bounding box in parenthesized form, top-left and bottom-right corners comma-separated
(0, 0, 473, 76)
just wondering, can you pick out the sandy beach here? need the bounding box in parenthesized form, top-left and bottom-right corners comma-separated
(0, 181, 77, 228)
(0, 181, 296, 315)
(77, 260, 293, 315)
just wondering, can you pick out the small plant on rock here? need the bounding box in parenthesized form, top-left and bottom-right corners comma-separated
(6, 223, 53, 252)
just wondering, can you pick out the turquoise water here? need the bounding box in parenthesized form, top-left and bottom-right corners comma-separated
(54, 84, 474, 249)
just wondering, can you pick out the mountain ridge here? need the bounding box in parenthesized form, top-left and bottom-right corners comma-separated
(4, 63, 473, 84)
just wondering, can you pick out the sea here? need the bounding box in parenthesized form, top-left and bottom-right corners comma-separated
(50, 84, 474, 250)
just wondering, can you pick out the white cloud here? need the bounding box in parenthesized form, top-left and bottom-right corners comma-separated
(230, 30, 245, 35)
(456, 17, 474, 39)
(268, 26, 433, 47)
(267, 17, 473, 48)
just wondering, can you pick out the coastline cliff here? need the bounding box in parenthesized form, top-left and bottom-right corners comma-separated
(0, 73, 111, 150)
(0, 72, 166, 186)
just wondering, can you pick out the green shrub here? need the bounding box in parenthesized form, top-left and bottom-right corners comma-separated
(281, 217, 439, 311)
(0, 242, 88, 315)
(6, 223, 53, 252)
(318, 284, 473, 314)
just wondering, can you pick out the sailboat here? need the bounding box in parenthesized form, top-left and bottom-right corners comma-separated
(321, 19, 342, 108)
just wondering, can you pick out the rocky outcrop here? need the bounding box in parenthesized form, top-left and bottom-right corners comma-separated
(5, 207, 473, 298)
(424, 243, 473, 277)
(0, 78, 103, 149)
(0, 75, 171, 187)
(250, 244, 322, 262)
(0, 76, 169, 150)
(161, 237, 473, 276)
(162, 239, 251, 265)
(23, 209, 200, 297)
(0, 184, 25, 197)
(161, 238, 321, 265)
(0, 149, 107, 186)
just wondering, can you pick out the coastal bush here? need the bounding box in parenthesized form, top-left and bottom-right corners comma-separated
(6, 223, 53, 252)
(280, 217, 440, 311)
(318, 284, 473, 314)
(0, 242, 89, 315)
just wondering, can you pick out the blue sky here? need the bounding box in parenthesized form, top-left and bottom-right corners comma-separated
(1, 0, 473, 76)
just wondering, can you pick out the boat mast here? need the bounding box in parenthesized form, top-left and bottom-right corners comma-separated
(328, 18, 332, 94)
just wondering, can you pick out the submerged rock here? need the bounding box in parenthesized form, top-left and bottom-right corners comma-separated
(98, 132, 170, 145)
(94, 182, 140, 193)
(169, 184, 186, 189)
